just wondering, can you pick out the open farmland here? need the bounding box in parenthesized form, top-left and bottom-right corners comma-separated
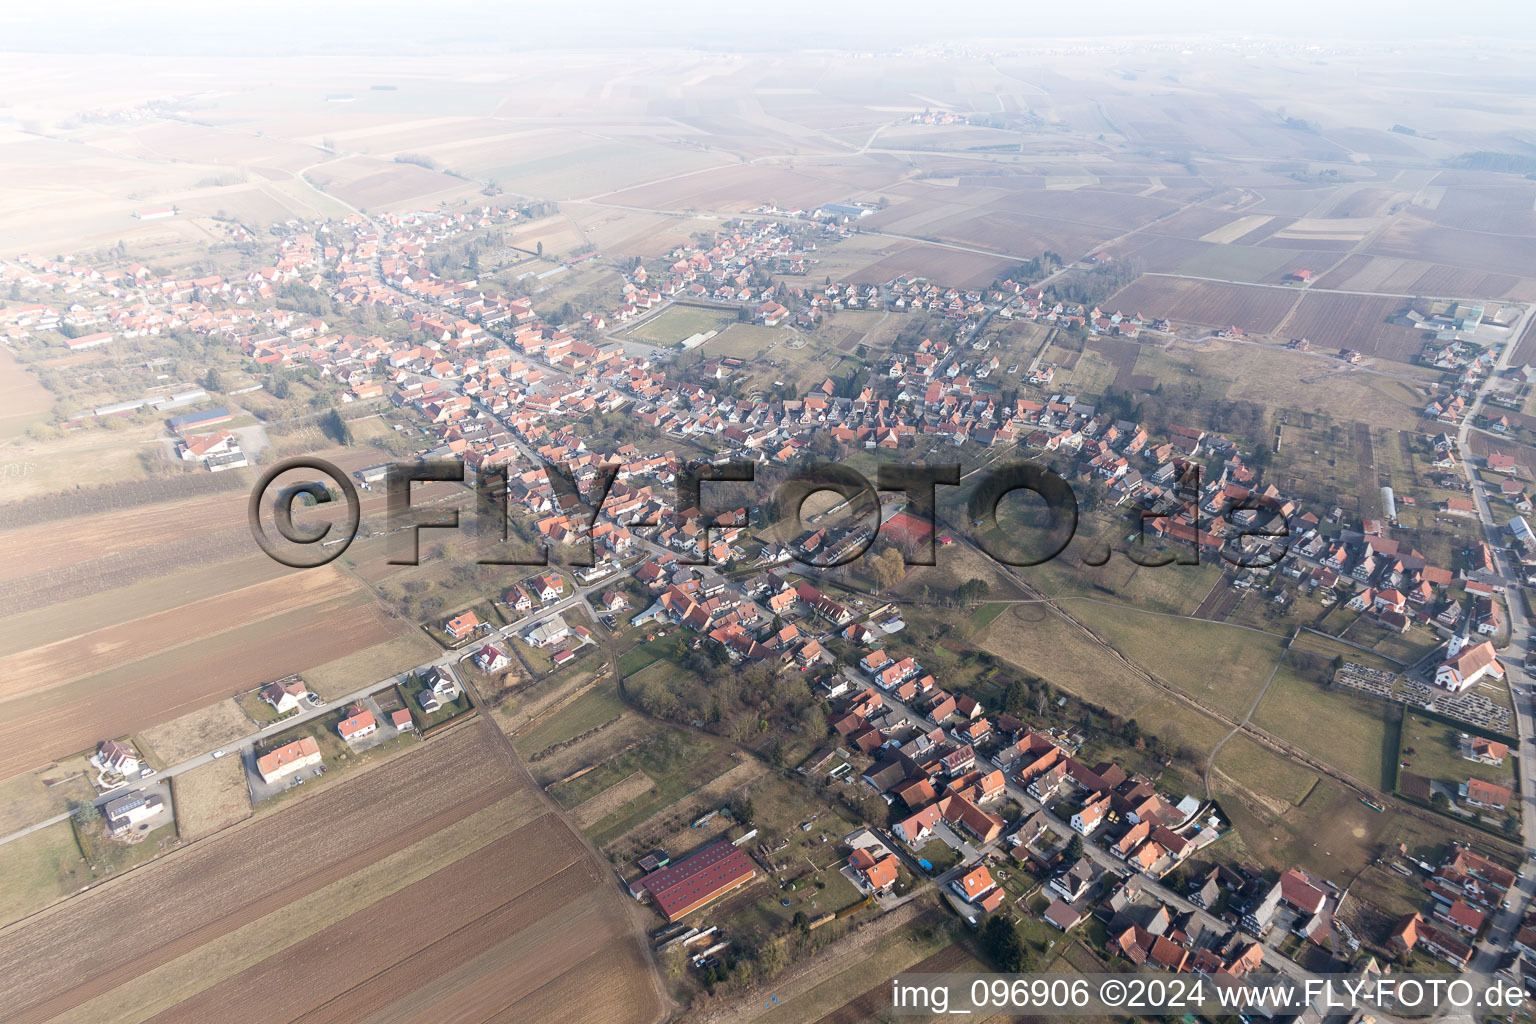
(0, 721, 662, 1024)
(0, 488, 251, 589)
(1105, 276, 1299, 333)
(0, 565, 361, 697)
(1199, 213, 1275, 243)
(1316, 254, 1435, 293)
(1173, 244, 1339, 285)
(0, 347, 52, 439)
(601, 162, 853, 212)
(851, 243, 1016, 288)
(1369, 212, 1536, 277)
(984, 187, 1181, 232)
(917, 211, 1104, 260)
(0, 595, 409, 781)
(1279, 292, 1423, 356)
(306, 156, 482, 212)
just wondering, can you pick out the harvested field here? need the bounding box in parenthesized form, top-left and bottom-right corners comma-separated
(139, 700, 253, 766)
(1200, 214, 1275, 244)
(1515, 317, 1536, 365)
(1136, 206, 1245, 240)
(1369, 213, 1536, 276)
(0, 565, 360, 695)
(307, 157, 478, 211)
(1431, 184, 1536, 235)
(0, 721, 660, 1024)
(1315, 254, 1423, 293)
(141, 840, 601, 1023)
(984, 188, 1180, 232)
(1280, 292, 1423, 356)
(1116, 233, 1211, 272)
(852, 244, 1016, 288)
(1322, 188, 1401, 220)
(0, 487, 403, 611)
(918, 211, 1103, 262)
(1227, 214, 1294, 245)
(0, 490, 249, 587)
(1408, 265, 1532, 302)
(602, 163, 847, 213)
(1268, 217, 1376, 243)
(0, 347, 51, 439)
(0, 469, 249, 532)
(1173, 244, 1335, 284)
(172, 758, 251, 841)
(0, 597, 407, 781)
(1105, 276, 1298, 333)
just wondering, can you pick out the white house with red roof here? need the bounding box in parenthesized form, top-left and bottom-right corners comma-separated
(1435, 636, 1504, 693)
(177, 430, 247, 471)
(337, 707, 378, 743)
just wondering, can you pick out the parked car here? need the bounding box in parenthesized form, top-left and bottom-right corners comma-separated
(139, 767, 156, 779)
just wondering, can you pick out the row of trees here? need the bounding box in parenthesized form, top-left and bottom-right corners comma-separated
(1045, 256, 1143, 308)
(631, 656, 821, 749)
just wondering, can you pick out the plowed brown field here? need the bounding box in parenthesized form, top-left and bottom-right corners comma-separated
(0, 566, 359, 694)
(0, 597, 405, 779)
(0, 722, 661, 1024)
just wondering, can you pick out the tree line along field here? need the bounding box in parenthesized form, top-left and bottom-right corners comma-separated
(0, 721, 662, 1024)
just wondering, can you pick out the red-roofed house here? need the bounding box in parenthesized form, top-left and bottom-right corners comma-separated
(952, 865, 998, 904)
(1278, 869, 1326, 916)
(337, 707, 378, 743)
(1461, 777, 1512, 810)
(256, 736, 321, 784)
(445, 611, 483, 640)
(850, 848, 899, 893)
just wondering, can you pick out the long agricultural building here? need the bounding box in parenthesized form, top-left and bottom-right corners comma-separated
(628, 839, 757, 922)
